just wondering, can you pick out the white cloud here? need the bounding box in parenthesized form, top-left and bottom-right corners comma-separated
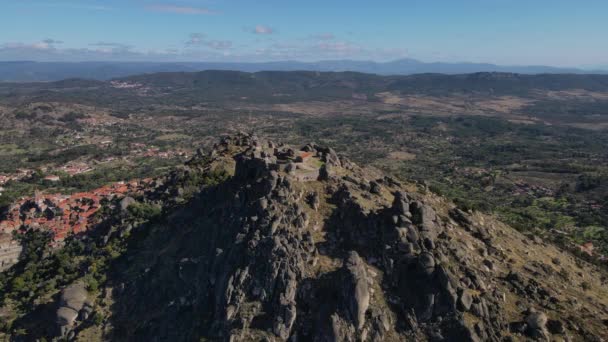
(185, 33, 232, 50)
(90, 42, 133, 50)
(0, 33, 406, 62)
(186, 33, 206, 46)
(310, 33, 335, 41)
(146, 5, 215, 15)
(251, 25, 275, 35)
(42, 39, 64, 45)
(2, 38, 63, 51)
(315, 41, 361, 54)
(31, 42, 52, 50)
(33, 3, 112, 11)
(205, 40, 233, 50)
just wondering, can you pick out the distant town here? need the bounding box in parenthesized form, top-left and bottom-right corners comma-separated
(0, 142, 190, 188)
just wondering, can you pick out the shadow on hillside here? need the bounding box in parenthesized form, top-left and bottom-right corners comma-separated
(313, 189, 464, 336)
(292, 266, 351, 340)
(9, 295, 59, 341)
(312, 190, 416, 332)
(103, 179, 242, 341)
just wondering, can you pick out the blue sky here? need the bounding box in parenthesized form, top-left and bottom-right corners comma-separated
(1, 0, 607, 67)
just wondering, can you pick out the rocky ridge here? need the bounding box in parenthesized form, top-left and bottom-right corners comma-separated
(3, 133, 608, 341)
(99, 133, 608, 341)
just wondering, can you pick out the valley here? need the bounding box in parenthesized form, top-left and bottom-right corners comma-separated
(1, 71, 607, 259)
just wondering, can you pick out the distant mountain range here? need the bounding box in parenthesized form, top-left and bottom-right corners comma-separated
(0, 59, 606, 82)
(4, 70, 608, 109)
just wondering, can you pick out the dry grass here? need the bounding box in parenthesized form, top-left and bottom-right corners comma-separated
(387, 151, 416, 161)
(541, 89, 608, 101)
(473, 96, 532, 113)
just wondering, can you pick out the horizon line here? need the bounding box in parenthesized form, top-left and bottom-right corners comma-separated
(0, 58, 606, 71)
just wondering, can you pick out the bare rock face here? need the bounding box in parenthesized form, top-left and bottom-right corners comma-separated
(344, 251, 370, 330)
(0, 234, 22, 271)
(56, 282, 93, 338)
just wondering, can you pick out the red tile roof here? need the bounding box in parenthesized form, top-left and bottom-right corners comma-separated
(300, 152, 313, 159)
(0, 178, 149, 242)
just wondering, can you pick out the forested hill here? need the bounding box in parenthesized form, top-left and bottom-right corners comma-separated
(120, 71, 608, 95)
(1, 59, 605, 82)
(3, 71, 608, 105)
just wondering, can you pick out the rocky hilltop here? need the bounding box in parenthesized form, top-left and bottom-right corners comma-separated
(107, 133, 608, 341)
(1, 133, 608, 341)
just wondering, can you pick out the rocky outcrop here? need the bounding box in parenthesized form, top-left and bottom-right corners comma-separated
(119, 196, 136, 212)
(343, 251, 370, 330)
(56, 282, 94, 338)
(525, 309, 549, 339)
(0, 234, 22, 271)
(43, 133, 608, 341)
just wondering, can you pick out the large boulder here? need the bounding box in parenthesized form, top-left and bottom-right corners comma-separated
(56, 282, 93, 337)
(120, 196, 137, 212)
(418, 252, 436, 276)
(525, 309, 549, 340)
(344, 251, 370, 330)
(458, 290, 474, 312)
(526, 310, 548, 330)
(411, 202, 442, 241)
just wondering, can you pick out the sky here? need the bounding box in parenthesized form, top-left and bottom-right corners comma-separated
(1, 0, 607, 68)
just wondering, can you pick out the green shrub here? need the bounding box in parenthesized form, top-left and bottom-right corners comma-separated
(127, 202, 162, 220)
(93, 312, 104, 326)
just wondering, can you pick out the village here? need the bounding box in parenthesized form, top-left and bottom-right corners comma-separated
(0, 175, 159, 270)
(129, 142, 190, 160)
(0, 179, 152, 243)
(0, 169, 35, 186)
(0, 143, 190, 187)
